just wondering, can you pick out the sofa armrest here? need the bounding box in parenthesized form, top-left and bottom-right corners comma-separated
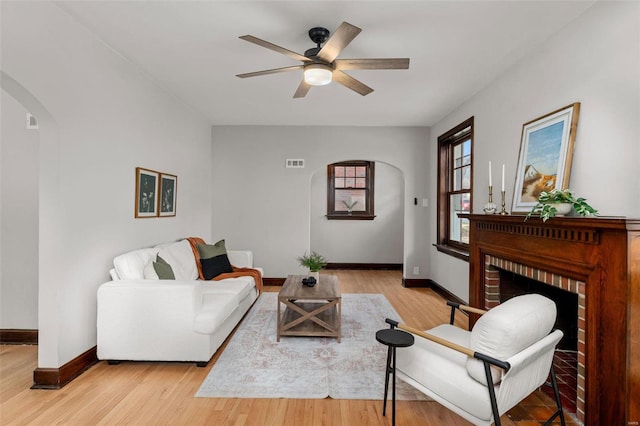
(227, 250, 253, 268)
(98, 279, 201, 317)
(97, 280, 202, 352)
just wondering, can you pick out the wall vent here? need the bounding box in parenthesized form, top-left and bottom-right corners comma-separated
(26, 113, 38, 130)
(285, 159, 305, 168)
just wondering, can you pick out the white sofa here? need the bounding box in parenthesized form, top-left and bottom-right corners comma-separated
(97, 239, 261, 366)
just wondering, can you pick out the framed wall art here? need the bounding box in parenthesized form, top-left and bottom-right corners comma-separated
(159, 173, 177, 217)
(511, 102, 580, 213)
(135, 167, 159, 218)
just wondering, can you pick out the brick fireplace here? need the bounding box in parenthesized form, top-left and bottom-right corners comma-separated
(466, 214, 639, 426)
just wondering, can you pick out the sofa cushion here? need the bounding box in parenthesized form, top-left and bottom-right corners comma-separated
(113, 247, 157, 280)
(153, 255, 175, 280)
(193, 293, 238, 334)
(467, 294, 557, 385)
(200, 254, 233, 280)
(143, 259, 158, 279)
(156, 239, 198, 281)
(200, 278, 255, 304)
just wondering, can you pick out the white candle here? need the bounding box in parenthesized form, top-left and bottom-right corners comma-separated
(501, 164, 505, 191)
(489, 161, 492, 187)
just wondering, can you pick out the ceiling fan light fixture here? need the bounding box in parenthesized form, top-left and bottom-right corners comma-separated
(238, 22, 409, 98)
(304, 63, 333, 86)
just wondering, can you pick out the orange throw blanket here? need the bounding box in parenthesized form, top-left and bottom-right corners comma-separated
(186, 237, 263, 294)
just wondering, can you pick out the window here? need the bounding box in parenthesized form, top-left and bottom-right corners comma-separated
(327, 161, 375, 220)
(437, 117, 473, 259)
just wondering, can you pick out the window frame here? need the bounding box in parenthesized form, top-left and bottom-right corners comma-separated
(436, 117, 474, 260)
(326, 161, 375, 220)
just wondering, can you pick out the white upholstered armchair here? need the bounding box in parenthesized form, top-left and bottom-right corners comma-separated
(388, 293, 566, 426)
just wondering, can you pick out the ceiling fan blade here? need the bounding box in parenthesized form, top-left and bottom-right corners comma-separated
(239, 35, 309, 62)
(334, 58, 410, 70)
(236, 65, 303, 79)
(332, 71, 373, 96)
(316, 22, 362, 63)
(293, 79, 312, 98)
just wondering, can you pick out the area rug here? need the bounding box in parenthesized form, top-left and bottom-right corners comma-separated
(195, 293, 428, 400)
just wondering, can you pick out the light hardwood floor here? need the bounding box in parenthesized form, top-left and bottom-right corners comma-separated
(1, 270, 573, 425)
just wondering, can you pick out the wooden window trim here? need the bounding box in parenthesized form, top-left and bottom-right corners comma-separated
(327, 161, 375, 220)
(437, 117, 473, 258)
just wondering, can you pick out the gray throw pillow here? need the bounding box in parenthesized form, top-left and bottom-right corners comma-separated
(153, 254, 175, 280)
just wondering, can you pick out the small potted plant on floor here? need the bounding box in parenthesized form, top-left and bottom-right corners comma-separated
(525, 188, 598, 222)
(297, 251, 327, 282)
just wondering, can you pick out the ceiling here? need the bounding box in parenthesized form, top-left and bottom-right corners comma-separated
(56, 1, 596, 127)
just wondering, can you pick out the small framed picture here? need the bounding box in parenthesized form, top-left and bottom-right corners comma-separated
(135, 167, 159, 218)
(511, 103, 580, 213)
(159, 173, 177, 217)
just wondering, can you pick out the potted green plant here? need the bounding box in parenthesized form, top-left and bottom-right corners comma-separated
(297, 251, 327, 280)
(525, 188, 598, 222)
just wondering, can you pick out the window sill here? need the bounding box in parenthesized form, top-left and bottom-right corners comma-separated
(434, 244, 469, 262)
(326, 214, 376, 221)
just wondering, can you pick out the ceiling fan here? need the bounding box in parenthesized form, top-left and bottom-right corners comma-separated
(236, 22, 410, 98)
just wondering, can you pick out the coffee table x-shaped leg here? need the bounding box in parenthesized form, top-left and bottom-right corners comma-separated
(277, 298, 341, 342)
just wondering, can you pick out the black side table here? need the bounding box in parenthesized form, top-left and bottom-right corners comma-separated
(376, 328, 414, 426)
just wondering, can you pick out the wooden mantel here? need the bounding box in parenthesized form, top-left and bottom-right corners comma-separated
(466, 214, 639, 426)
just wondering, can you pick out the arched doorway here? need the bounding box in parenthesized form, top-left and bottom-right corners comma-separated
(1, 88, 39, 334)
(1, 71, 62, 369)
(309, 160, 405, 267)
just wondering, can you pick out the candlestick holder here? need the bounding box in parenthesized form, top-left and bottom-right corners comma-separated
(499, 190, 508, 215)
(483, 186, 497, 214)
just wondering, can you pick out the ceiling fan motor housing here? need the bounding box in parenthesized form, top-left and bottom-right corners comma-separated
(308, 27, 330, 46)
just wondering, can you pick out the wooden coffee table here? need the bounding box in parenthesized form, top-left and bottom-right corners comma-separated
(277, 274, 341, 342)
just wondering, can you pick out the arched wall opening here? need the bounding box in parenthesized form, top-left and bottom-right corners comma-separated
(1, 88, 39, 331)
(309, 159, 405, 268)
(1, 71, 62, 369)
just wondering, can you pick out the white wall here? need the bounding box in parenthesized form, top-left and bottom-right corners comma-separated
(1, 2, 213, 367)
(211, 126, 429, 278)
(1, 89, 39, 329)
(310, 162, 404, 264)
(427, 0, 640, 301)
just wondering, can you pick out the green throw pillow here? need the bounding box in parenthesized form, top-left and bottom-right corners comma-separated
(153, 254, 175, 280)
(197, 239, 227, 260)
